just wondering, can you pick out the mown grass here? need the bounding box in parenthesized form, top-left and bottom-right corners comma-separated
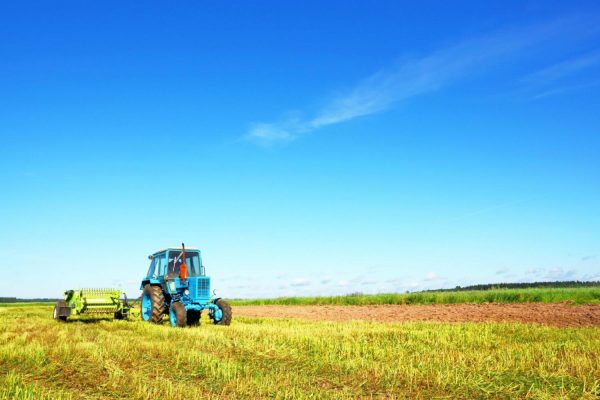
(231, 287, 600, 306)
(0, 304, 598, 399)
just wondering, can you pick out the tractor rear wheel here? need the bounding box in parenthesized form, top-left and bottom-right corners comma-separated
(187, 310, 201, 326)
(211, 299, 232, 326)
(141, 284, 165, 323)
(169, 302, 187, 327)
(53, 300, 68, 322)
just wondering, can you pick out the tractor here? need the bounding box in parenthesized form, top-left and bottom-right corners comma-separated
(140, 244, 232, 327)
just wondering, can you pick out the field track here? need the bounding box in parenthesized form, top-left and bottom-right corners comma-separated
(236, 302, 600, 327)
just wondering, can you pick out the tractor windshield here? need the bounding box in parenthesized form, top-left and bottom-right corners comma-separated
(167, 251, 203, 277)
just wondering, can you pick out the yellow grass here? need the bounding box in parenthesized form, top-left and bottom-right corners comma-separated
(0, 304, 598, 399)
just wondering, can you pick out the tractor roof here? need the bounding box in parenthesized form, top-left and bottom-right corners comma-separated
(151, 247, 201, 256)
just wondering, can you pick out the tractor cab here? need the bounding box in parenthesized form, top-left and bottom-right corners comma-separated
(144, 248, 204, 280)
(167, 249, 204, 277)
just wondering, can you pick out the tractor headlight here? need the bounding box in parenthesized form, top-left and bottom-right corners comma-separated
(184, 290, 189, 296)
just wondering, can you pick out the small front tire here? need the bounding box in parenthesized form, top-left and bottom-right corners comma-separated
(211, 299, 232, 326)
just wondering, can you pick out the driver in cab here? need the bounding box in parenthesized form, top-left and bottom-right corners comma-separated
(167, 253, 183, 278)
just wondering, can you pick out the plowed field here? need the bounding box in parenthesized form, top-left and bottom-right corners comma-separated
(235, 302, 600, 327)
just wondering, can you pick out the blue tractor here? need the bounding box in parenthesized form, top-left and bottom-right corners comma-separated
(140, 244, 232, 327)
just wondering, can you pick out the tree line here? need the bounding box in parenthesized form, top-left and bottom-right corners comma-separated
(0, 297, 60, 303)
(425, 280, 599, 292)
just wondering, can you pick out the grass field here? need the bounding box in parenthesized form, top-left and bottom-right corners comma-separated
(231, 286, 600, 306)
(0, 303, 598, 399)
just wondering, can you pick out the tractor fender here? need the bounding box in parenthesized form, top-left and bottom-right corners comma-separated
(140, 279, 162, 290)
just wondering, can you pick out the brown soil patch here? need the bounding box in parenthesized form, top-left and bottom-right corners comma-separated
(235, 302, 600, 327)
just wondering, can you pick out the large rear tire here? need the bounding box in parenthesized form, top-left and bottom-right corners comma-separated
(211, 299, 232, 326)
(169, 302, 187, 327)
(141, 284, 165, 323)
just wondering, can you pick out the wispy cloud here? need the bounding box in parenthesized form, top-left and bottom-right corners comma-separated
(525, 267, 579, 281)
(244, 19, 589, 145)
(423, 272, 443, 282)
(526, 49, 600, 83)
(290, 277, 311, 287)
(532, 79, 600, 99)
(523, 48, 600, 99)
(448, 198, 530, 222)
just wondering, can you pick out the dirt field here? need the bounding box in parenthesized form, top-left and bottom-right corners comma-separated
(235, 302, 600, 327)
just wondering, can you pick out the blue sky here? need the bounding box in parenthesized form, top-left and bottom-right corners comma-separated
(1, 1, 599, 298)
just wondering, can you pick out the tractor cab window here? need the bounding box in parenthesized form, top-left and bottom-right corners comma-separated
(167, 252, 180, 277)
(167, 251, 202, 277)
(154, 253, 167, 277)
(185, 252, 202, 276)
(146, 258, 157, 278)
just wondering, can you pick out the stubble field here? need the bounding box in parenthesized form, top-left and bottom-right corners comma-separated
(0, 298, 598, 399)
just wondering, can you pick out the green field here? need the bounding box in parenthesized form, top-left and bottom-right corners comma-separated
(231, 286, 600, 306)
(0, 304, 598, 399)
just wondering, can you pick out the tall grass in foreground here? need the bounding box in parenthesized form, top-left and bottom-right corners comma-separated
(0, 305, 598, 399)
(231, 287, 600, 306)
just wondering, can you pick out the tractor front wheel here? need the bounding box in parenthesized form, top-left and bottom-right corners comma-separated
(211, 299, 232, 325)
(169, 302, 187, 327)
(141, 284, 165, 323)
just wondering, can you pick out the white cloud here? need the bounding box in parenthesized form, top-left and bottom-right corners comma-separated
(386, 278, 420, 289)
(523, 48, 600, 99)
(360, 280, 377, 286)
(526, 267, 544, 275)
(423, 272, 443, 282)
(526, 49, 600, 83)
(545, 268, 578, 280)
(524, 267, 580, 281)
(531, 79, 600, 99)
(289, 278, 311, 287)
(245, 19, 586, 145)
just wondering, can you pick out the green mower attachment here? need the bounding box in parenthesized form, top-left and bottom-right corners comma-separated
(53, 288, 132, 321)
